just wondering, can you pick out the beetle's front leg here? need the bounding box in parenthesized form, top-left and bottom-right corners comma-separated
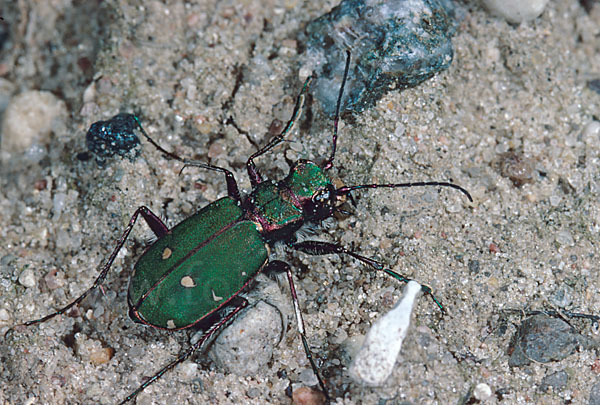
(291, 240, 444, 311)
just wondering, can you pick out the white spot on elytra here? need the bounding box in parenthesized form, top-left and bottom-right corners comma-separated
(162, 247, 172, 260)
(167, 319, 176, 329)
(181, 275, 196, 288)
(211, 289, 223, 302)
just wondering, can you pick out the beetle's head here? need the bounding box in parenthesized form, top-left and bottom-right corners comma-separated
(285, 160, 344, 221)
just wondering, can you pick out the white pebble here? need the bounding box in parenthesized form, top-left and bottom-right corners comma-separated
(556, 230, 575, 247)
(582, 121, 600, 145)
(0, 308, 10, 322)
(349, 281, 421, 386)
(1, 90, 67, 154)
(53, 192, 68, 219)
(474, 383, 492, 400)
(481, 0, 549, 23)
(178, 362, 198, 381)
(18, 268, 37, 288)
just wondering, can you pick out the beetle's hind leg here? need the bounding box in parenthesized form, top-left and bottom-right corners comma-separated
(6, 206, 168, 335)
(118, 297, 249, 404)
(264, 260, 330, 402)
(291, 240, 444, 312)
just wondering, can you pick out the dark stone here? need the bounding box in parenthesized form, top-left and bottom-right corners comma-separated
(588, 79, 600, 95)
(579, 0, 599, 13)
(468, 259, 480, 274)
(507, 314, 588, 367)
(590, 380, 600, 405)
(539, 370, 568, 392)
(86, 113, 141, 161)
(302, 0, 458, 115)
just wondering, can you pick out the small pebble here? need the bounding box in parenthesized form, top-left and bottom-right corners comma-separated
(18, 269, 37, 288)
(298, 367, 319, 387)
(549, 285, 574, 308)
(0, 308, 10, 322)
(207, 141, 225, 159)
(208, 300, 282, 375)
(468, 259, 480, 274)
(89, 347, 115, 366)
(556, 230, 575, 247)
(247, 387, 261, 399)
(292, 386, 327, 405)
(539, 370, 568, 392)
(481, 0, 549, 23)
(588, 79, 600, 95)
(43, 269, 65, 290)
(496, 151, 535, 187)
(582, 120, 600, 143)
(591, 380, 600, 405)
(473, 383, 492, 400)
(1, 90, 67, 155)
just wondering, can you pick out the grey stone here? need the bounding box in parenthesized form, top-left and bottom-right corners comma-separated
(302, 0, 457, 115)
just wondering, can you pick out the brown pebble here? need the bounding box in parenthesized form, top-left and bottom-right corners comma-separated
(89, 347, 115, 366)
(268, 119, 284, 136)
(292, 386, 327, 405)
(489, 242, 500, 253)
(496, 151, 535, 187)
(34, 179, 47, 191)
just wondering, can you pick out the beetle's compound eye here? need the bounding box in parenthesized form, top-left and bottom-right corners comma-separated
(313, 189, 330, 204)
(307, 185, 337, 220)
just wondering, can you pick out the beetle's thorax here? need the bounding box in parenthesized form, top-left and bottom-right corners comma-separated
(243, 160, 337, 241)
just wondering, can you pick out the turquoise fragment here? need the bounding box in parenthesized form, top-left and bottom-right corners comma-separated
(303, 0, 458, 115)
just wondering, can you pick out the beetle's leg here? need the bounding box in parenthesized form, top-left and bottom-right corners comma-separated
(500, 308, 600, 325)
(291, 241, 444, 312)
(264, 260, 330, 401)
(6, 206, 167, 333)
(246, 75, 313, 187)
(179, 160, 241, 202)
(118, 297, 249, 404)
(120, 301, 248, 404)
(132, 116, 242, 202)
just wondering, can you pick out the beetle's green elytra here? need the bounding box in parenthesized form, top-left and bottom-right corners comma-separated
(128, 197, 268, 330)
(9, 51, 472, 404)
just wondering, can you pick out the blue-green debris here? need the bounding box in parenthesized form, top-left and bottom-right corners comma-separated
(86, 113, 141, 161)
(302, 0, 458, 115)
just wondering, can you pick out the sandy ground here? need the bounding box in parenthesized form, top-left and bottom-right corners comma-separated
(1, 1, 599, 404)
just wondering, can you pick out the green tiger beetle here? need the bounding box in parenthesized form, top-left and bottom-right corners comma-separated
(8, 51, 472, 403)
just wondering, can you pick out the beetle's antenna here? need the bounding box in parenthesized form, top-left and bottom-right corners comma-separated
(323, 49, 351, 170)
(337, 181, 473, 203)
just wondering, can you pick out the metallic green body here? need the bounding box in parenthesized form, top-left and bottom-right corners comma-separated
(128, 197, 268, 330)
(248, 182, 303, 229)
(285, 161, 332, 199)
(244, 161, 335, 241)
